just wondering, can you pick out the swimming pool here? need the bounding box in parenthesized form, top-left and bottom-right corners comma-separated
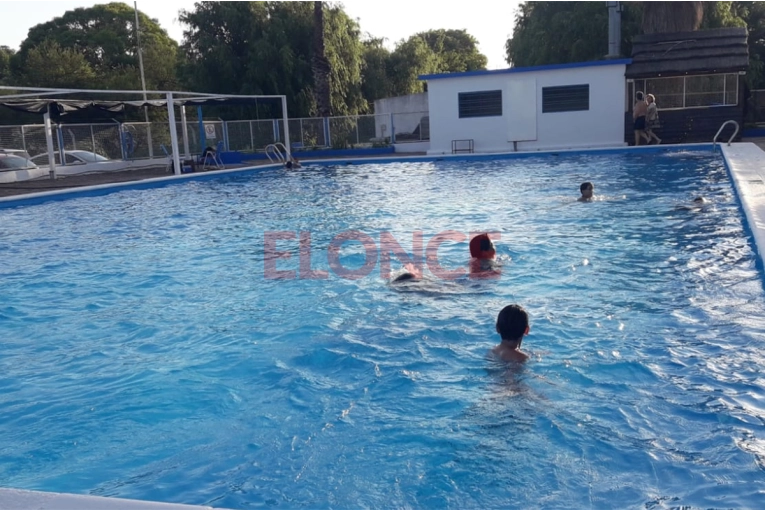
(2, 150, 765, 509)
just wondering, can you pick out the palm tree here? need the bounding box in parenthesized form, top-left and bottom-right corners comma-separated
(641, 1, 703, 34)
(312, 1, 332, 117)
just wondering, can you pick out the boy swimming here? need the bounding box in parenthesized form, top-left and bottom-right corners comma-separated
(491, 304, 530, 363)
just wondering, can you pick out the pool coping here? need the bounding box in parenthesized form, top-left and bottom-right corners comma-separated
(721, 142, 765, 272)
(0, 487, 228, 510)
(4, 141, 765, 510)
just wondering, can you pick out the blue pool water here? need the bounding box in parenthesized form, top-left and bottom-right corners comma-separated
(2, 151, 765, 509)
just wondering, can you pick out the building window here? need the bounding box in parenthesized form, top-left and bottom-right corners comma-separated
(542, 84, 590, 113)
(458, 90, 502, 118)
(631, 73, 739, 109)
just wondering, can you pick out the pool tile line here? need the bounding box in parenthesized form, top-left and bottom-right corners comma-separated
(721, 142, 765, 273)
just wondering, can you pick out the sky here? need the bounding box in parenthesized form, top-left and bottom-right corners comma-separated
(0, 1, 522, 70)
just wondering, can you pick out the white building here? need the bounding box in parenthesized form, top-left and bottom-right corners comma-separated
(420, 59, 631, 154)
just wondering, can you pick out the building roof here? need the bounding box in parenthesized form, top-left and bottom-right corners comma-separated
(627, 27, 749, 78)
(419, 59, 632, 81)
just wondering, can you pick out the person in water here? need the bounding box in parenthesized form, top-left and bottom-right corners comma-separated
(391, 262, 422, 283)
(578, 182, 594, 202)
(491, 304, 530, 363)
(285, 157, 302, 169)
(469, 233, 501, 278)
(675, 196, 709, 211)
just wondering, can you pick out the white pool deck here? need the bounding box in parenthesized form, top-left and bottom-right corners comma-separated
(2, 142, 765, 510)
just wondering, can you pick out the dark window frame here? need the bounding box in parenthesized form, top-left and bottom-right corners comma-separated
(458, 90, 503, 118)
(542, 84, 590, 113)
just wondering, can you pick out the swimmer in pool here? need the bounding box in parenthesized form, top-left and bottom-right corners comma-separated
(391, 262, 422, 283)
(491, 304, 530, 363)
(578, 181, 594, 202)
(675, 196, 710, 211)
(469, 233, 501, 277)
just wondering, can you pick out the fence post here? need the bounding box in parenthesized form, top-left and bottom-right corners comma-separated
(197, 106, 206, 151)
(249, 120, 255, 151)
(21, 125, 26, 152)
(355, 116, 360, 146)
(43, 108, 57, 179)
(324, 117, 331, 148)
(180, 106, 190, 158)
(147, 123, 154, 159)
(167, 92, 182, 176)
(273, 119, 280, 144)
(56, 125, 66, 166)
(222, 120, 230, 151)
(90, 125, 96, 154)
(390, 113, 396, 144)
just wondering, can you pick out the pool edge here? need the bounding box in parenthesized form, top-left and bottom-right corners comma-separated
(721, 142, 765, 273)
(0, 487, 231, 510)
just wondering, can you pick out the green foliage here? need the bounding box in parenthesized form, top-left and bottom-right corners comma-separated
(362, 28, 488, 106)
(388, 36, 441, 96)
(0, 46, 14, 85)
(179, 1, 365, 118)
(361, 38, 394, 104)
(506, 2, 643, 67)
(12, 2, 178, 91)
(416, 29, 487, 72)
(17, 40, 96, 89)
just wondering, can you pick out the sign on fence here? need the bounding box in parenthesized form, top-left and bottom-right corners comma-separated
(204, 123, 217, 139)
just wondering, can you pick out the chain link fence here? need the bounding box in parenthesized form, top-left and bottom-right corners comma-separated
(391, 112, 430, 142)
(1, 112, 421, 162)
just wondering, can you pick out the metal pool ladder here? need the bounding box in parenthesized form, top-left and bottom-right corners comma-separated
(712, 120, 740, 150)
(265, 143, 289, 163)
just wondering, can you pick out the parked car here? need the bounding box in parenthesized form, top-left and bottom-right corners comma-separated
(0, 153, 38, 171)
(31, 150, 110, 166)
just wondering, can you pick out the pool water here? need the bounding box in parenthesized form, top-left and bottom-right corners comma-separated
(2, 151, 765, 509)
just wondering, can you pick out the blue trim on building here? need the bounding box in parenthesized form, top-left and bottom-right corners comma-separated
(419, 59, 633, 81)
(0, 144, 715, 209)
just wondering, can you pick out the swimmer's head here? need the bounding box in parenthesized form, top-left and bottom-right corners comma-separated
(496, 304, 529, 341)
(392, 272, 416, 283)
(470, 233, 496, 260)
(693, 196, 706, 203)
(580, 181, 594, 199)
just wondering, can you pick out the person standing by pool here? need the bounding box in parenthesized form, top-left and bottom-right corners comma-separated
(578, 181, 595, 202)
(645, 94, 662, 145)
(633, 91, 649, 146)
(491, 304, 530, 363)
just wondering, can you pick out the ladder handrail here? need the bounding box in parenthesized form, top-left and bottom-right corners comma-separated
(264, 143, 285, 163)
(712, 120, 740, 149)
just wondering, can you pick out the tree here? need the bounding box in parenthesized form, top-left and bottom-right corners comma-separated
(361, 38, 394, 105)
(361, 29, 488, 103)
(312, 1, 332, 117)
(388, 36, 441, 96)
(415, 29, 487, 73)
(642, 2, 703, 34)
(12, 3, 177, 91)
(179, 1, 365, 118)
(0, 46, 14, 85)
(16, 40, 96, 89)
(505, 2, 643, 67)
